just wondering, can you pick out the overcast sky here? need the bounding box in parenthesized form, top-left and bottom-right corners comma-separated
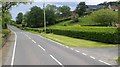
(10, 0, 117, 20)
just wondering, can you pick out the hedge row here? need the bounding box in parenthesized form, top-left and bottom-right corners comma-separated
(13, 24, 120, 44)
(48, 28, 120, 44)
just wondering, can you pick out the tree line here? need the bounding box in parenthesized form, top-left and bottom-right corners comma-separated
(16, 4, 72, 28)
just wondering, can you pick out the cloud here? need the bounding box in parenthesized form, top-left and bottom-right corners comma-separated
(35, 0, 84, 2)
(35, 0, 117, 5)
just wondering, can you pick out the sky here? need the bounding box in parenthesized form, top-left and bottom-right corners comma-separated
(10, 0, 118, 20)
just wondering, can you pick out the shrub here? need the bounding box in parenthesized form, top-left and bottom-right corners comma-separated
(2, 29, 11, 47)
(2, 29, 11, 38)
(90, 9, 118, 26)
(48, 26, 119, 44)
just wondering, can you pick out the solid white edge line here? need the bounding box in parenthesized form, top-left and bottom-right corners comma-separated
(38, 35, 65, 46)
(99, 60, 111, 65)
(49, 54, 64, 67)
(10, 28, 17, 65)
(32, 40, 36, 43)
(66, 46, 69, 48)
(90, 56, 95, 59)
(38, 45, 45, 51)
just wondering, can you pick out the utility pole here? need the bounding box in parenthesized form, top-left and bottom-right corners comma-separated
(43, 1, 46, 33)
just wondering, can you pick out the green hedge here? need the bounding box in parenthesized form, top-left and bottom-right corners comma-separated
(48, 27, 120, 44)
(13, 23, 120, 44)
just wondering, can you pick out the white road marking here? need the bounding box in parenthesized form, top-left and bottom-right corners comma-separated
(31, 32, 113, 66)
(82, 53, 87, 56)
(28, 37, 31, 39)
(99, 60, 111, 65)
(25, 34, 28, 37)
(21, 32, 22, 33)
(37, 35, 65, 47)
(70, 48, 74, 50)
(49, 54, 64, 67)
(75, 50, 80, 52)
(38, 45, 45, 51)
(32, 40, 36, 43)
(66, 46, 69, 48)
(9, 27, 17, 65)
(90, 56, 95, 59)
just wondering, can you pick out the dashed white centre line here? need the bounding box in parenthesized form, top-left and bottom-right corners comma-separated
(49, 54, 64, 67)
(28, 37, 31, 39)
(75, 50, 80, 52)
(30, 32, 112, 66)
(82, 53, 87, 56)
(32, 40, 36, 43)
(38, 45, 45, 51)
(90, 56, 95, 59)
(99, 60, 111, 65)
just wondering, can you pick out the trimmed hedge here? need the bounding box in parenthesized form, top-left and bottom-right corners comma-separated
(48, 27, 120, 44)
(50, 29, 119, 44)
(13, 23, 120, 44)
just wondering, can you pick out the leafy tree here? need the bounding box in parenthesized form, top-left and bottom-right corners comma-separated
(91, 9, 118, 26)
(25, 6, 44, 28)
(57, 6, 71, 17)
(45, 4, 57, 25)
(23, 11, 30, 27)
(75, 2, 88, 16)
(1, 2, 31, 29)
(2, 12, 12, 29)
(16, 12, 23, 24)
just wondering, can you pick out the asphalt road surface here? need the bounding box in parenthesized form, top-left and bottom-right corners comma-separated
(7, 25, 115, 67)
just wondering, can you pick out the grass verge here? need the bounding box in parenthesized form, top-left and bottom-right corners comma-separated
(117, 57, 120, 64)
(26, 30, 118, 48)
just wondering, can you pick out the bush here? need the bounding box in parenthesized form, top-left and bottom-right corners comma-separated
(2, 29, 11, 47)
(48, 26, 119, 44)
(91, 9, 118, 26)
(2, 29, 11, 38)
(79, 9, 118, 26)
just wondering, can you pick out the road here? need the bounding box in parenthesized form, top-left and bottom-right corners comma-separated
(6, 25, 114, 67)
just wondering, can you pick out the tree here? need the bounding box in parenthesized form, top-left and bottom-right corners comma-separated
(75, 2, 88, 16)
(71, 12, 79, 23)
(16, 12, 23, 24)
(23, 11, 30, 27)
(45, 4, 57, 25)
(57, 6, 71, 17)
(1, 2, 31, 29)
(2, 12, 12, 29)
(25, 6, 44, 28)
